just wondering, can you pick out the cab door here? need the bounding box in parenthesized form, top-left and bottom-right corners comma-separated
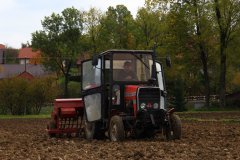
(81, 59, 102, 122)
(156, 62, 166, 109)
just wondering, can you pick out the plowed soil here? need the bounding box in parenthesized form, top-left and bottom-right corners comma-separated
(0, 112, 240, 160)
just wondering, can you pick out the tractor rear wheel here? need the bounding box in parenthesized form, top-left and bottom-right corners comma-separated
(109, 115, 125, 141)
(166, 114, 182, 140)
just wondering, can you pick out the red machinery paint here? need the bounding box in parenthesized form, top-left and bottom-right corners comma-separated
(125, 85, 139, 117)
(47, 98, 84, 136)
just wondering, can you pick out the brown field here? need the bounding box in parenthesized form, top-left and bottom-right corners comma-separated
(0, 112, 240, 160)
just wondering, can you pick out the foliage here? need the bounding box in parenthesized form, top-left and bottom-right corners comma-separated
(3, 48, 19, 64)
(0, 77, 60, 115)
(229, 72, 240, 92)
(135, 7, 163, 49)
(31, 7, 84, 97)
(0, 78, 28, 115)
(170, 78, 187, 112)
(213, 0, 240, 107)
(27, 77, 60, 114)
(98, 5, 136, 50)
(68, 81, 81, 98)
(28, 3, 240, 109)
(143, 0, 240, 108)
(83, 7, 102, 54)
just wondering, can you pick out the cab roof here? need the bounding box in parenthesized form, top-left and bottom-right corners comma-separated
(98, 49, 153, 56)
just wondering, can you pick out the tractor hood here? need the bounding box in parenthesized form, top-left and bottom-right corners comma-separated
(125, 85, 162, 110)
(124, 85, 139, 101)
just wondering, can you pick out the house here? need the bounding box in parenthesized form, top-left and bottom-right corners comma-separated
(0, 64, 48, 80)
(0, 44, 6, 64)
(17, 71, 35, 80)
(0, 45, 50, 80)
(0, 44, 5, 49)
(18, 47, 41, 65)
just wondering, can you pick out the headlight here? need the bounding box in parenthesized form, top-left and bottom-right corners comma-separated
(153, 103, 159, 109)
(140, 103, 146, 109)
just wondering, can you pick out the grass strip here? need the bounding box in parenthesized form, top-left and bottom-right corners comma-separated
(182, 118, 240, 123)
(0, 114, 51, 119)
(177, 111, 240, 114)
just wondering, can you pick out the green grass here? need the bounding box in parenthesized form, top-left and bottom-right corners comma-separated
(184, 105, 240, 112)
(0, 114, 50, 119)
(177, 110, 240, 114)
(0, 106, 53, 119)
(40, 106, 53, 115)
(181, 117, 240, 123)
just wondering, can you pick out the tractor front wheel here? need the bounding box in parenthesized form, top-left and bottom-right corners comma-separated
(166, 114, 182, 140)
(84, 121, 95, 140)
(109, 115, 125, 141)
(84, 114, 104, 140)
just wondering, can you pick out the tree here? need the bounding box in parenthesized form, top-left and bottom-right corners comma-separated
(182, 0, 213, 108)
(84, 8, 102, 54)
(145, 0, 218, 108)
(189, 0, 210, 107)
(31, 7, 84, 97)
(3, 47, 19, 64)
(171, 78, 187, 112)
(98, 5, 136, 50)
(214, 0, 240, 107)
(135, 7, 162, 49)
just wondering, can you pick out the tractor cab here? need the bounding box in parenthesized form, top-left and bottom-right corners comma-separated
(82, 50, 165, 119)
(81, 50, 181, 141)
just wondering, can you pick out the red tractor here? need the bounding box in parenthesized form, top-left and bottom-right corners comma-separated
(47, 50, 182, 141)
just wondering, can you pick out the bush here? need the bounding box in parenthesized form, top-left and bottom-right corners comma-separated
(0, 78, 29, 115)
(170, 78, 187, 112)
(27, 77, 60, 114)
(0, 76, 60, 115)
(57, 78, 81, 98)
(68, 81, 81, 98)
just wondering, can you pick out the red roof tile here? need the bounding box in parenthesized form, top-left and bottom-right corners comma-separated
(18, 47, 41, 59)
(76, 53, 90, 65)
(17, 71, 34, 80)
(0, 44, 5, 49)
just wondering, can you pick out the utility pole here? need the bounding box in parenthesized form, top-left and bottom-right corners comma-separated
(2, 50, 5, 64)
(24, 57, 27, 72)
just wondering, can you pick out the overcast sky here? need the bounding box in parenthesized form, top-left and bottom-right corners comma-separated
(0, 0, 145, 49)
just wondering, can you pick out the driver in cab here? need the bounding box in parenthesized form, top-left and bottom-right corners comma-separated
(118, 61, 138, 81)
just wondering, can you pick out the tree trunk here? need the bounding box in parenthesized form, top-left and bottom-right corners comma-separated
(63, 59, 72, 98)
(214, 0, 227, 107)
(64, 73, 69, 98)
(199, 44, 210, 108)
(193, 0, 210, 108)
(219, 45, 226, 107)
